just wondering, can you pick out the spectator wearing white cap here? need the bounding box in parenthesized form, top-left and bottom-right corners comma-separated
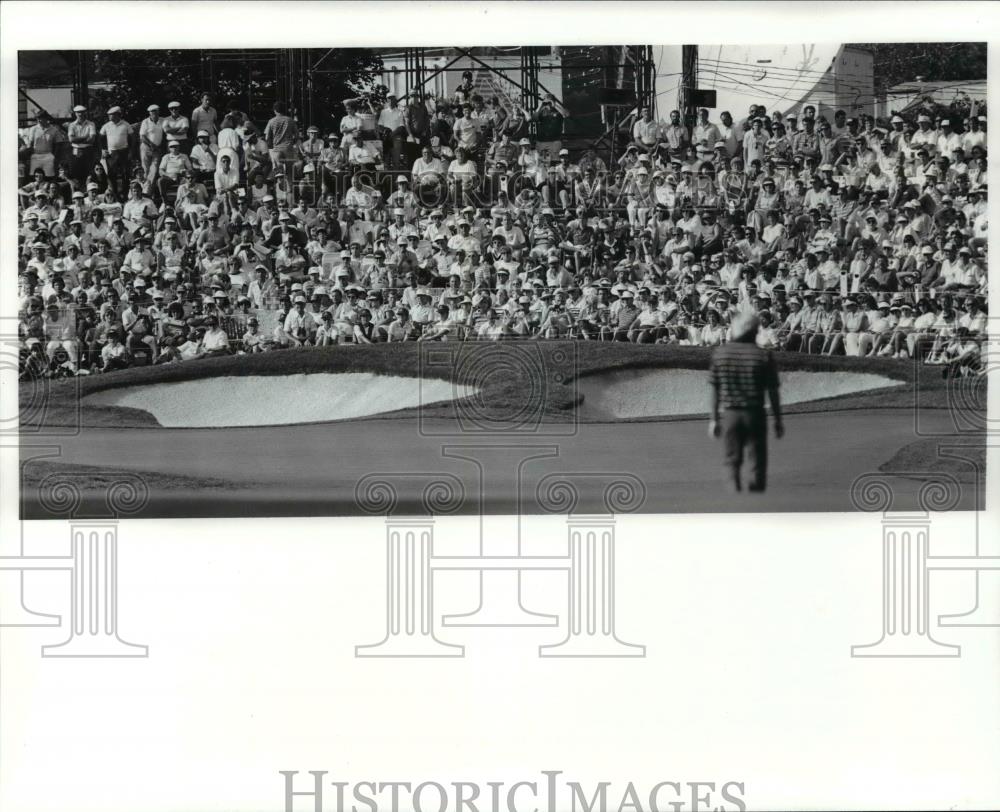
(386, 175, 418, 222)
(20, 187, 53, 227)
(936, 118, 962, 157)
(297, 125, 325, 178)
(865, 298, 899, 357)
(886, 114, 907, 153)
(66, 104, 98, 182)
(162, 101, 191, 153)
(549, 148, 580, 209)
(122, 233, 155, 275)
(243, 265, 273, 310)
(939, 244, 981, 290)
(423, 225, 449, 268)
(879, 301, 914, 359)
(280, 295, 311, 346)
(61, 217, 89, 255)
(387, 207, 417, 244)
(348, 136, 379, 172)
(138, 104, 165, 184)
(190, 130, 218, 180)
(444, 217, 476, 256)
(837, 296, 869, 357)
(99, 106, 133, 202)
(23, 110, 66, 179)
(910, 113, 937, 155)
(157, 139, 194, 203)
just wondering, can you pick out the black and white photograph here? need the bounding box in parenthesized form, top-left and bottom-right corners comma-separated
(3, 4, 999, 812)
(14, 40, 990, 517)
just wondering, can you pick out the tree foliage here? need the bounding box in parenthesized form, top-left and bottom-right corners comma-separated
(850, 43, 987, 93)
(88, 48, 385, 130)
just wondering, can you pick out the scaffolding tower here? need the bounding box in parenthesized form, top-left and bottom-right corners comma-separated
(53, 46, 655, 156)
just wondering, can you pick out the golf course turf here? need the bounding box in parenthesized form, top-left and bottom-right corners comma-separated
(22, 341, 955, 428)
(19, 342, 984, 518)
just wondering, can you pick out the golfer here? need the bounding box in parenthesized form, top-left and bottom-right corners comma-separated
(708, 312, 784, 493)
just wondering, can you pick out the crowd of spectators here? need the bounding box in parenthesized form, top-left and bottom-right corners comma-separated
(17, 72, 989, 379)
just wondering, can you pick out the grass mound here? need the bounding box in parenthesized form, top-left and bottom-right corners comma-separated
(879, 438, 986, 486)
(22, 459, 260, 494)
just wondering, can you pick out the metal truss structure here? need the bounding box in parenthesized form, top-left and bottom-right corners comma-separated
(38, 46, 657, 157)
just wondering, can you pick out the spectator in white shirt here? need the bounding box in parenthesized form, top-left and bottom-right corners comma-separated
(214, 154, 241, 216)
(138, 104, 165, 183)
(99, 106, 133, 203)
(631, 108, 660, 153)
(378, 94, 408, 169)
(962, 116, 986, 152)
(190, 130, 218, 180)
(936, 119, 962, 156)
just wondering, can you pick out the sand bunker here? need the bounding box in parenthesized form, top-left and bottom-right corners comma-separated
(578, 368, 903, 420)
(85, 373, 476, 427)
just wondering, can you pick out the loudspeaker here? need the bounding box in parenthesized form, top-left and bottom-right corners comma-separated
(597, 87, 637, 107)
(692, 89, 718, 108)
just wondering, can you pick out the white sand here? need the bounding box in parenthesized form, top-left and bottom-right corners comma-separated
(578, 368, 903, 420)
(85, 373, 477, 427)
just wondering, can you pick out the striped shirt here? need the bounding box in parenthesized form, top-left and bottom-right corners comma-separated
(709, 341, 779, 411)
